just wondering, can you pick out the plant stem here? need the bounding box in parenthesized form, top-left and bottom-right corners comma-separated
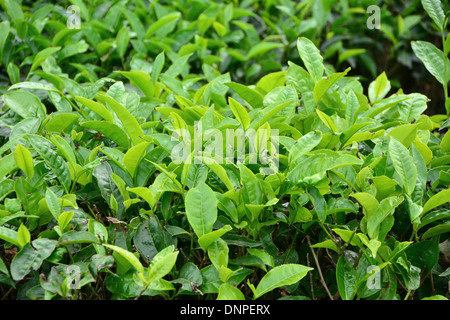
(306, 235, 334, 300)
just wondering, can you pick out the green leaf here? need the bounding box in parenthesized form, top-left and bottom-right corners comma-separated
(185, 182, 217, 238)
(115, 70, 153, 98)
(127, 187, 156, 209)
(165, 54, 192, 78)
(422, 189, 450, 215)
(4, 91, 46, 119)
(0, 154, 17, 181)
(29, 47, 61, 74)
(217, 283, 245, 300)
(74, 96, 114, 123)
(199, 157, 235, 192)
(104, 244, 147, 284)
(45, 113, 80, 134)
(0, 227, 19, 247)
(254, 264, 313, 299)
(59, 231, 99, 245)
(45, 187, 61, 220)
(95, 92, 144, 146)
(13, 144, 34, 181)
(441, 130, 450, 153)
(198, 225, 233, 251)
(58, 211, 74, 231)
(225, 82, 264, 109)
(145, 12, 181, 39)
(17, 223, 30, 248)
(80, 121, 130, 149)
(307, 185, 328, 222)
(421, 0, 446, 31)
(316, 109, 338, 132)
(296, 37, 324, 83)
(10, 239, 56, 281)
(412, 41, 450, 85)
(93, 162, 125, 219)
(388, 124, 418, 148)
(58, 41, 89, 61)
(289, 130, 323, 165)
(146, 246, 179, 283)
(52, 28, 82, 47)
(346, 90, 360, 126)
(247, 42, 283, 60)
(27, 135, 72, 193)
(151, 51, 165, 85)
(123, 142, 150, 179)
(422, 223, 450, 239)
(368, 72, 390, 103)
(7, 62, 20, 84)
(398, 93, 428, 123)
(116, 26, 130, 59)
(229, 97, 251, 130)
(313, 68, 350, 104)
(336, 255, 358, 300)
(388, 137, 417, 196)
(357, 234, 381, 258)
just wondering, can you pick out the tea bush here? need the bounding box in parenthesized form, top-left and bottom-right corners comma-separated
(0, 0, 449, 300)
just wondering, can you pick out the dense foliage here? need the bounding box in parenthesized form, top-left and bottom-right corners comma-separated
(0, 0, 449, 300)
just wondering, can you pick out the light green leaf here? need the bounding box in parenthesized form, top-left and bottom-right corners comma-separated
(247, 42, 283, 60)
(421, 0, 446, 31)
(368, 72, 390, 103)
(0, 227, 19, 247)
(123, 142, 150, 178)
(96, 92, 144, 146)
(313, 68, 350, 104)
(74, 96, 114, 123)
(198, 225, 232, 251)
(17, 223, 30, 248)
(225, 82, 264, 109)
(80, 121, 130, 149)
(289, 130, 323, 165)
(229, 97, 251, 130)
(422, 223, 450, 239)
(422, 189, 450, 215)
(389, 137, 417, 195)
(412, 41, 450, 85)
(27, 135, 71, 193)
(151, 51, 165, 85)
(115, 70, 153, 98)
(316, 109, 338, 132)
(104, 244, 147, 284)
(297, 37, 324, 83)
(4, 91, 46, 119)
(345, 90, 360, 126)
(58, 211, 74, 231)
(145, 12, 181, 39)
(59, 231, 99, 245)
(127, 187, 156, 209)
(116, 26, 130, 59)
(29, 47, 61, 74)
(13, 144, 34, 181)
(45, 187, 61, 220)
(217, 283, 245, 300)
(146, 246, 179, 283)
(185, 182, 217, 238)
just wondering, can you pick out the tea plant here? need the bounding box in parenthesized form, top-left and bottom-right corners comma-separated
(0, 0, 449, 301)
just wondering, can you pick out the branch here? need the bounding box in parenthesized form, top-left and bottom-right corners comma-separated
(306, 235, 334, 300)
